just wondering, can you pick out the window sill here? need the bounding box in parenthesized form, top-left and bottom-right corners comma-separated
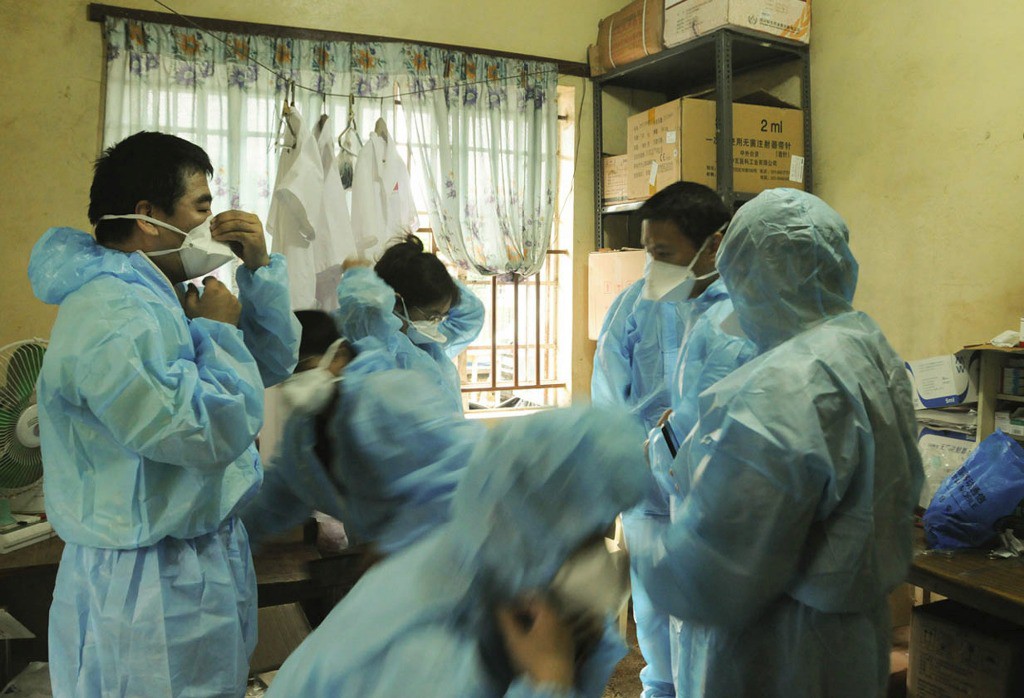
(464, 406, 552, 425)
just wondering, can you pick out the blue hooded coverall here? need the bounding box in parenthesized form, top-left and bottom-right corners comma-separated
(266, 407, 649, 697)
(630, 190, 924, 698)
(29, 228, 299, 698)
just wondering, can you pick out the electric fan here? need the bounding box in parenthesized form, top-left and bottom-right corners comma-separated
(0, 338, 55, 553)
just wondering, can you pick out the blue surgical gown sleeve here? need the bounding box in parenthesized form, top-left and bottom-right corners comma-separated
(236, 252, 301, 387)
(634, 388, 831, 629)
(440, 279, 485, 358)
(335, 266, 404, 344)
(591, 285, 639, 408)
(72, 299, 264, 468)
(238, 459, 313, 549)
(340, 369, 478, 551)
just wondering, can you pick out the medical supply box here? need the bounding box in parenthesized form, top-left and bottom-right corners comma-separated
(588, 249, 647, 340)
(908, 600, 1024, 698)
(626, 90, 805, 201)
(663, 0, 810, 49)
(590, 0, 664, 77)
(602, 155, 632, 205)
(904, 351, 979, 410)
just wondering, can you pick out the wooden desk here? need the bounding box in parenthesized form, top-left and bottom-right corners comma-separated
(0, 535, 322, 605)
(0, 537, 63, 576)
(908, 528, 1024, 627)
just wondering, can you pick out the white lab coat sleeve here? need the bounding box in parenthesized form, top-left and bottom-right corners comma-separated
(69, 297, 264, 469)
(236, 253, 301, 387)
(441, 279, 485, 358)
(391, 142, 419, 233)
(349, 140, 385, 260)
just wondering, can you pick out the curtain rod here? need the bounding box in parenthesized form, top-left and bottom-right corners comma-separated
(86, 3, 590, 78)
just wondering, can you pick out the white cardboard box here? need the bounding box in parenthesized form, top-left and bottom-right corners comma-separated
(664, 0, 810, 48)
(588, 250, 647, 340)
(904, 351, 979, 410)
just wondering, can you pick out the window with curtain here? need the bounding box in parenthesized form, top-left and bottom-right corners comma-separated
(101, 16, 572, 410)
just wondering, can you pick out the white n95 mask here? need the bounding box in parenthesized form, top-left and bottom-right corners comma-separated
(549, 538, 630, 621)
(396, 296, 449, 346)
(99, 214, 236, 279)
(280, 339, 346, 416)
(642, 235, 717, 303)
(408, 318, 448, 345)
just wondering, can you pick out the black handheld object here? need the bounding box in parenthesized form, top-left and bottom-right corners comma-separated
(661, 422, 679, 459)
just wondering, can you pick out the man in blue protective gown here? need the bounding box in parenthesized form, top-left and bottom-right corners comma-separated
(265, 407, 649, 697)
(28, 131, 300, 697)
(591, 182, 732, 698)
(630, 189, 924, 697)
(240, 310, 483, 558)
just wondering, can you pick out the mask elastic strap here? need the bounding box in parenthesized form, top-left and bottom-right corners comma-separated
(396, 294, 413, 323)
(317, 338, 346, 370)
(98, 214, 186, 236)
(99, 214, 187, 257)
(691, 230, 723, 281)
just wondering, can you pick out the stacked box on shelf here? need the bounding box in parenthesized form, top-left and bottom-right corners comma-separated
(1002, 358, 1024, 395)
(663, 0, 811, 49)
(904, 351, 979, 411)
(626, 90, 805, 201)
(589, 0, 664, 77)
(602, 155, 632, 205)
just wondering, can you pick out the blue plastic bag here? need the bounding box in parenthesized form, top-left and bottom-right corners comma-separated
(923, 430, 1024, 549)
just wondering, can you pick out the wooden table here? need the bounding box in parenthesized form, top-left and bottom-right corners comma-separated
(0, 534, 323, 606)
(908, 528, 1024, 627)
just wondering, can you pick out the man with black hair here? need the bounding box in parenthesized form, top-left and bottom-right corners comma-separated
(28, 131, 300, 697)
(591, 181, 750, 698)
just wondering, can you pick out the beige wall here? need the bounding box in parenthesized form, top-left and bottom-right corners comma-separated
(0, 0, 622, 402)
(812, 1, 1024, 360)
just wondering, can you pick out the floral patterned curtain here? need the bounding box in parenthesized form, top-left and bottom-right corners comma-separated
(102, 17, 558, 280)
(104, 18, 399, 223)
(400, 51, 558, 280)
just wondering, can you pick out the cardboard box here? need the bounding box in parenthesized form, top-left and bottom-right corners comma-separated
(994, 409, 1024, 438)
(588, 43, 604, 77)
(908, 600, 1024, 698)
(250, 603, 311, 675)
(904, 351, 980, 410)
(663, 0, 810, 49)
(588, 250, 647, 340)
(626, 91, 804, 200)
(603, 155, 631, 205)
(889, 584, 914, 629)
(593, 0, 664, 75)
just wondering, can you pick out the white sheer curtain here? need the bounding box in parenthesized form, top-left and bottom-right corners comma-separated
(102, 18, 560, 282)
(102, 18, 398, 227)
(401, 52, 559, 280)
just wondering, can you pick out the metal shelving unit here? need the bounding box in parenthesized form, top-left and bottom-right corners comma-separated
(593, 27, 811, 248)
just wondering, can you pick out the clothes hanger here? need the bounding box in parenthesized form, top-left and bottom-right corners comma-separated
(374, 96, 390, 144)
(273, 80, 297, 150)
(338, 93, 362, 153)
(317, 90, 329, 132)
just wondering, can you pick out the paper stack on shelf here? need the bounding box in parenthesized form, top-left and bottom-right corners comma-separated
(915, 408, 977, 438)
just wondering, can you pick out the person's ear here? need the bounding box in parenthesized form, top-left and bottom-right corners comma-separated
(708, 230, 724, 255)
(132, 200, 160, 236)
